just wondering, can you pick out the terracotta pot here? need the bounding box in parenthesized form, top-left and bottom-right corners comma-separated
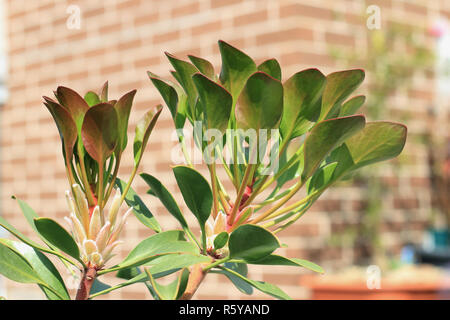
(300, 275, 450, 300)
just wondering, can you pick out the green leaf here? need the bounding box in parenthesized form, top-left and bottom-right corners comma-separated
(172, 166, 212, 227)
(302, 115, 366, 182)
(84, 91, 101, 107)
(213, 232, 229, 250)
(0, 239, 70, 300)
(33, 218, 80, 262)
(319, 69, 365, 121)
(146, 268, 190, 300)
(115, 231, 197, 270)
(220, 265, 291, 300)
(235, 71, 283, 130)
(114, 90, 136, 152)
(192, 73, 232, 133)
(339, 95, 366, 117)
(56, 86, 90, 133)
(229, 225, 280, 261)
(165, 53, 199, 118)
(188, 55, 215, 79)
(329, 121, 407, 179)
(81, 103, 119, 164)
(140, 173, 188, 229)
(249, 254, 324, 273)
(43, 97, 78, 161)
(306, 162, 338, 195)
(148, 72, 178, 120)
(0, 215, 54, 255)
(100, 81, 109, 102)
(145, 254, 211, 275)
(115, 178, 161, 233)
(0, 241, 43, 284)
(133, 106, 163, 166)
(258, 59, 281, 81)
(90, 279, 111, 296)
(218, 40, 257, 105)
(280, 69, 326, 139)
(217, 262, 253, 295)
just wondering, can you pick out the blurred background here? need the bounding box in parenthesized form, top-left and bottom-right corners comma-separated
(0, 0, 449, 299)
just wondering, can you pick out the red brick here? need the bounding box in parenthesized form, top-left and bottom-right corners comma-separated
(256, 27, 314, 45)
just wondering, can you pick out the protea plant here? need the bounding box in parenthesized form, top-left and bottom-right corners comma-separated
(144, 40, 407, 299)
(0, 83, 164, 300)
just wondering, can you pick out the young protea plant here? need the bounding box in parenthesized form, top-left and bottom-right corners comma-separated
(0, 83, 167, 300)
(144, 40, 408, 299)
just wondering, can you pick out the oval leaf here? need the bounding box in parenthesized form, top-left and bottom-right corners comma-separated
(258, 59, 282, 81)
(249, 254, 324, 273)
(319, 69, 365, 121)
(188, 55, 215, 79)
(133, 105, 163, 166)
(56, 86, 90, 133)
(218, 40, 257, 105)
(192, 73, 232, 133)
(43, 97, 78, 161)
(0, 241, 42, 284)
(302, 115, 366, 182)
(229, 224, 280, 261)
(235, 71, 283, 130)
(114, 90, 137, 152)
(115, 177, 161, 233)
(280, 68, 326, 139)
(33, 218, 80, 261)
(339, 95, 366, 117)
(140, 173, 188, 229)
(172, 166, 212, 227)
(81, 103, 119, 164)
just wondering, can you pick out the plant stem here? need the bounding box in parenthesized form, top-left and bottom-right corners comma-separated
(179, 263, 208, 300)
(251, 179, 304, 225)
(75, 266, 97, 300)
(228, 163, 255, 226)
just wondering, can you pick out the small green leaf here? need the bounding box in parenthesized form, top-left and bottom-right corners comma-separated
(116, 231, 196, 270)
(218, 40, 257, 105)
(215, 262, 253, 295)
(0, 241, 43, 284)
(339, 95, 366, 117)
(229, 225, 280, 261)
(329, 121, 407, 179)
(280, 69, 326, 139)
(165, 53, 199, 118)
(140, 173, 188, 229)
(319, 69, 365, 121)
(306, 162, 338, 195)
(33, 218, 80, 262)
(115, 178, 161, 233)
(192, 73, 232, 133)
(81, 103, 119, 164)
(84, 91, 101, 106)
(146, 268, 190, 300)
(56, 86, 90, 133)
(114, 90, 136, 152)
(302, 115, 366, 182)
(172, 166, 212, 227)
(235, 71, 283, 130)
(213, 232, 229, 250)
(0, 239, 70, 300)
(249, 254, 324, 273)
(258, 58, 282, 81)
(43, 97, 78, 161)
(100, 81, 109, 102)
(133, 106, 163, 166)
(90, 279, 111, 296)
(145, 254, 211, 275)
(220, 265, 291, 300)
(148, 72, 179, 120)
(188, 55, 215, 79)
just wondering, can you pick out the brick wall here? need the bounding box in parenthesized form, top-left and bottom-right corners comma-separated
(1, 0, 447, 299)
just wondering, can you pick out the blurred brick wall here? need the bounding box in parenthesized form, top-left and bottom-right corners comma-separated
(0, 0, 447, 299)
